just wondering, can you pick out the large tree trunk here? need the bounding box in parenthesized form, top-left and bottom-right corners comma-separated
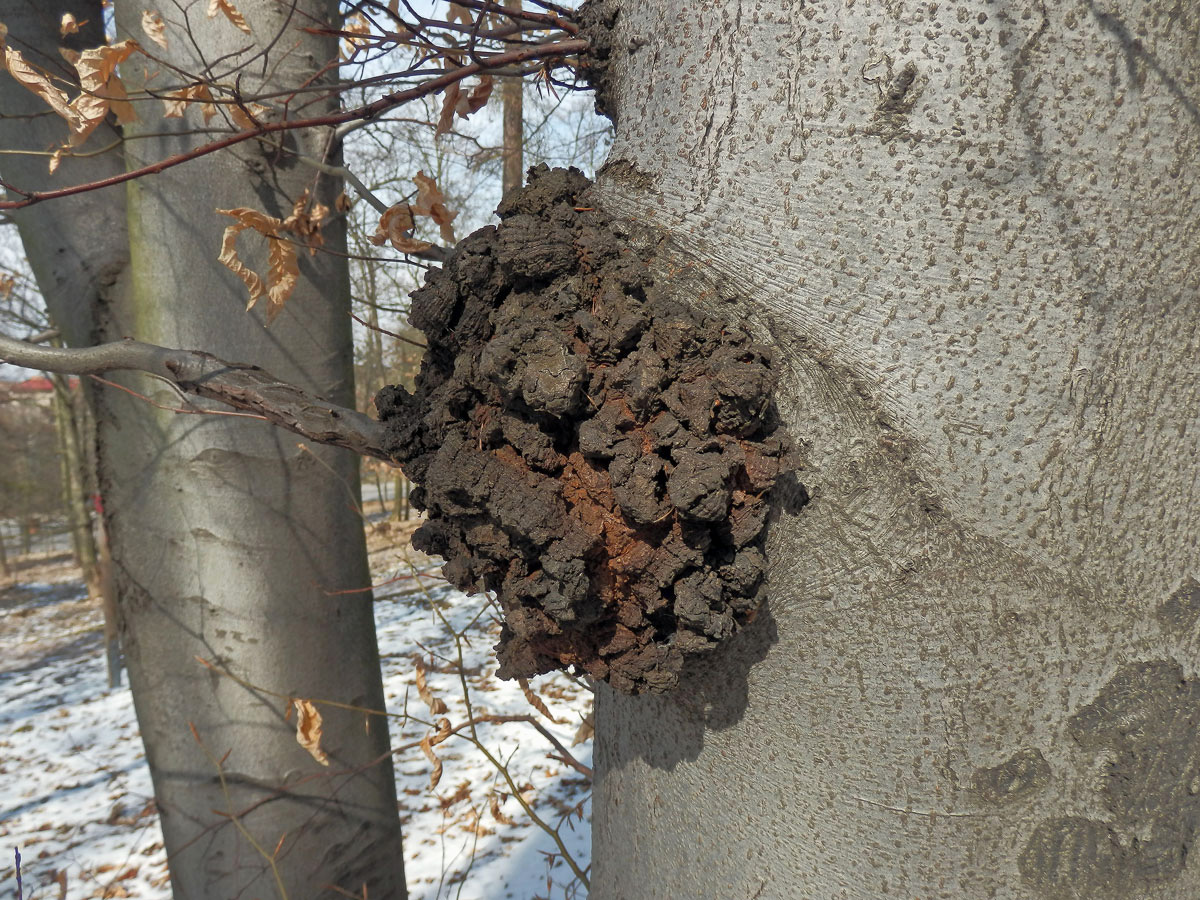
(0, 1, 406, 896)
(590, 1, 1200, 897)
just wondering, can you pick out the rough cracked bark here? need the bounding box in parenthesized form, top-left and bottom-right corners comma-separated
(376, 166, 799, 695)
(0, 1, 406, 896)
(579, 1, 1200, 898)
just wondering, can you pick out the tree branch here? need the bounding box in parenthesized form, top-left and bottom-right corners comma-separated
(0, 333, 392, 462)
(0, 38, 589, 211)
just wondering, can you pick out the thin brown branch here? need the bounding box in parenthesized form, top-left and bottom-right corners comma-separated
(453, 0, 580, 34)
(0, 38, 589, 211)
(350, 311, 426, 349)
(0, 332, 391, 462)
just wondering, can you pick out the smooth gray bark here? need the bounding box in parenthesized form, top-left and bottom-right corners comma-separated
(590, 1, 1200, 898)
(1, 1, 406, 896)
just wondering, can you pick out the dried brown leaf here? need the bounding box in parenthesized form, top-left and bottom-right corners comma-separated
(216, 207, 284, 313)
(162, 83, 217, 124)
(67, 92, 110, 145)
(420, 717, 452, 788)
(74, 40, 138, 96)
(141, 10, 169, 51)
(291, 698, 330, 766)
(4, 38, 139, 156)
(280, 190, 327, 253)
(420, 733, 443, 788)
(383, 202, 415, 235)
(264, 237, 298, 323)
(5, 50, 74, 122)
(439, 781, 471, 809)
(341, 12, 371, 58)
(68, 40, 140, 144)
(369, 202, 432, 254)
(447, 3, 472, 25)
(434, 216, 456, 244)
(387, 234, 434, 255)
(489, 792, 516, 826)
(571, 708, 594, 747)
(459, 75, 493, 117)
(103, 73, 137, 124)
(207, 0, 252, 34)
(414, 658, 449, 715)
(228, 101, 271, 130)
(410, 171, 444, 216)
(214, 207, 299, 320)
(517, 677, 561, 723)
(435, 80, 461, 138)
(217, 221, 265, 304)
(218, 205, 281, 235)
(412, 171, 457, 243)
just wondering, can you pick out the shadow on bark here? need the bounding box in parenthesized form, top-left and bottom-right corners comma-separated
(595, 596, 778, 771)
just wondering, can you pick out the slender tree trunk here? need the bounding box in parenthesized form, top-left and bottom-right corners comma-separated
(50, 372, 121, 686)
(50, 372, 96, 575)
(589, 1, 1200, 898)
(501, 0, 524, 196)
(51, 377, 82, 565)
(0, 514, 9, 578)
(74, 384, 122, 687)
(0, 1, 406, 896)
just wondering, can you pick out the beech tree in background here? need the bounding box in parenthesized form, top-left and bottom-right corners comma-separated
(0, 2, 406, 896)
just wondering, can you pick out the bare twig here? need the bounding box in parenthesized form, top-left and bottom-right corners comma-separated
(350, 311, 426, 349)
(22, 328, 60, 344)
(0, 38, 588, 211)
(411, 571, 591, 890)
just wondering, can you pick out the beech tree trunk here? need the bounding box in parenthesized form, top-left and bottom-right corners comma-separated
(0, 2, 406, 897)
(589, 1, 1200, 898)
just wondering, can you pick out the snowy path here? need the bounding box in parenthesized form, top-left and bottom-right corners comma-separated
(1, 550, 592, 900)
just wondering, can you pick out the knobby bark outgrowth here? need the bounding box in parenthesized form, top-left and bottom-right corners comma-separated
(583, 1, 1200, 898)
(0, 1, 406, 897)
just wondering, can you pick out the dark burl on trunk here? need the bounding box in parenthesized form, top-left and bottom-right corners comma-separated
(376, 166, 801, 693)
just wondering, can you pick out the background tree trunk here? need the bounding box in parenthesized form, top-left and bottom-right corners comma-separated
(1, 1, 406, 896)
(501, 0, 524, 196)
(589, 1, 1200, 897)
(0, 502, 8, 577)
(49, 371, 96, 575)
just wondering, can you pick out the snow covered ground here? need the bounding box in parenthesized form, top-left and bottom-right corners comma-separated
(1, 537, 592, 900)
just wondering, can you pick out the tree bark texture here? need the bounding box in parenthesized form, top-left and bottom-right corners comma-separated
(0, 1, 407, 896)
(589, 1, 1200, 898)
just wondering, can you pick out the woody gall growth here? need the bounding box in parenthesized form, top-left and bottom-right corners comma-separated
(376, 166, 801, 694)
